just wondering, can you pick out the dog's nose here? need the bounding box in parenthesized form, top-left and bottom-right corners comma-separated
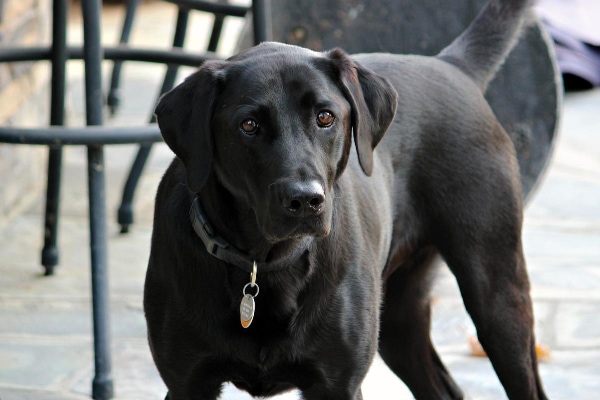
(278, 181, 325, 216)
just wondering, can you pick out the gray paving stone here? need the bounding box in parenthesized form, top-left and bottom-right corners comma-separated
(527, 261, 600, 301)
(0, 303, 146, 339)
(525, 173, 600, 223)
(538, 350, 600, 400)
(0, 338, 91, 391)
(555, 302, 600, 349)
(0, 214, 151, 299)
(522, 227, 600, 262)
(70, 341, 165, 400)
(0, 388, 89, 400)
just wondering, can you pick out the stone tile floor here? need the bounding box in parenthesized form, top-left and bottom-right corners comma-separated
(0, 2, 599, 399)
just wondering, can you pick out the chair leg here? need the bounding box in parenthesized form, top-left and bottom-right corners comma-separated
(107, 0, 141, 115)
(41, 147, 62, 276)
(83, 0, 114, 398)
(117, 143, 152, 233)
(252, 0, 272, 44)
(42, 0, 69, 275)
(88, 145, 114, 400)
(207, 14, 226, 52)
(116, 0, 270, 232)
(117, 8, 190, 233)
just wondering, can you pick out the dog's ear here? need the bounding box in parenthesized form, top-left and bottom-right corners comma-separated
(154, 61, 224, 193)
(326, 49, 398, 176)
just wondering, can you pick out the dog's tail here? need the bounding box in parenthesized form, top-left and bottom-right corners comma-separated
(437, 0, 534, 91)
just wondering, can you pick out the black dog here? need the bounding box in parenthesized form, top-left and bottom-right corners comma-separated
(145, 0, 548, 398)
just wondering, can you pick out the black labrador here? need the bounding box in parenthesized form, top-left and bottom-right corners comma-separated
(145, 0, 548, 398)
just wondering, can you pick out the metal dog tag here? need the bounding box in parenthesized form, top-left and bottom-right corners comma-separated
(240, 293, 255, 328)
(240, 262, 259, 328)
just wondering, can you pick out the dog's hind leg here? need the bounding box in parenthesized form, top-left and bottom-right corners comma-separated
(430, 168, 548, 399)
(379, 247, 464, 400)
(439, 232, 547, 400)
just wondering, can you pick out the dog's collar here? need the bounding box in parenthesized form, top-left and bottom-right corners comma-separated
(189, 196, 307, 273)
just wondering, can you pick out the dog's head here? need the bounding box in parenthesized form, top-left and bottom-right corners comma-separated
(155, 42, 397, 243)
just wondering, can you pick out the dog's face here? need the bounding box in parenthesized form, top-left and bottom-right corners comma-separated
(156, 43, 397, 243)
(209, 53, 350, 241)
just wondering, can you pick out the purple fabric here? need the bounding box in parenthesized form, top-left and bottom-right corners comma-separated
(536, 0, 600, 45)
(545, 23, 600, 88)
(536, 0, 600, 88)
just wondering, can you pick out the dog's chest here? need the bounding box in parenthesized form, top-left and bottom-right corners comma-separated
(226, 354, 305, 397)
(218, 326, 307, 391)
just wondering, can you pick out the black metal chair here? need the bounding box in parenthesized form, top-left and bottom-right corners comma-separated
(108, 0, 272, 234)
(0, 0, 269, 398)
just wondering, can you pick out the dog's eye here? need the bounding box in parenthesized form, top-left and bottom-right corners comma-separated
(317, 110, 335, 127)
(240, 118, 259, 135)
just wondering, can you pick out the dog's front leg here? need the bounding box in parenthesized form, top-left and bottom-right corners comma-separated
(298, 335, 375, 400)
(298, 315, 376, 399)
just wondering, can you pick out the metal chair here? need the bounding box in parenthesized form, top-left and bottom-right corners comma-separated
(108, 0, 272, 233)
(0, 0, 261, 398)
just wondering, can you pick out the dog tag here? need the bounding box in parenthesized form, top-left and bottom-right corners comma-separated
(240, 293, 255, 328)
(240, 263, 259, 328)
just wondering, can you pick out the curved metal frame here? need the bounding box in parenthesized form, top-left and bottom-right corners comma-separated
(112, 0, 271, 234)
(0, 1, 254, 398)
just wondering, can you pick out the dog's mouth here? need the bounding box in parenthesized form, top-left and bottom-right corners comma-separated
(262, 214, 331, 244)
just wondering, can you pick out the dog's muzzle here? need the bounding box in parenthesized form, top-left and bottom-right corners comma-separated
(272, 180, 325, 217)
(260, 179, 331, 241)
